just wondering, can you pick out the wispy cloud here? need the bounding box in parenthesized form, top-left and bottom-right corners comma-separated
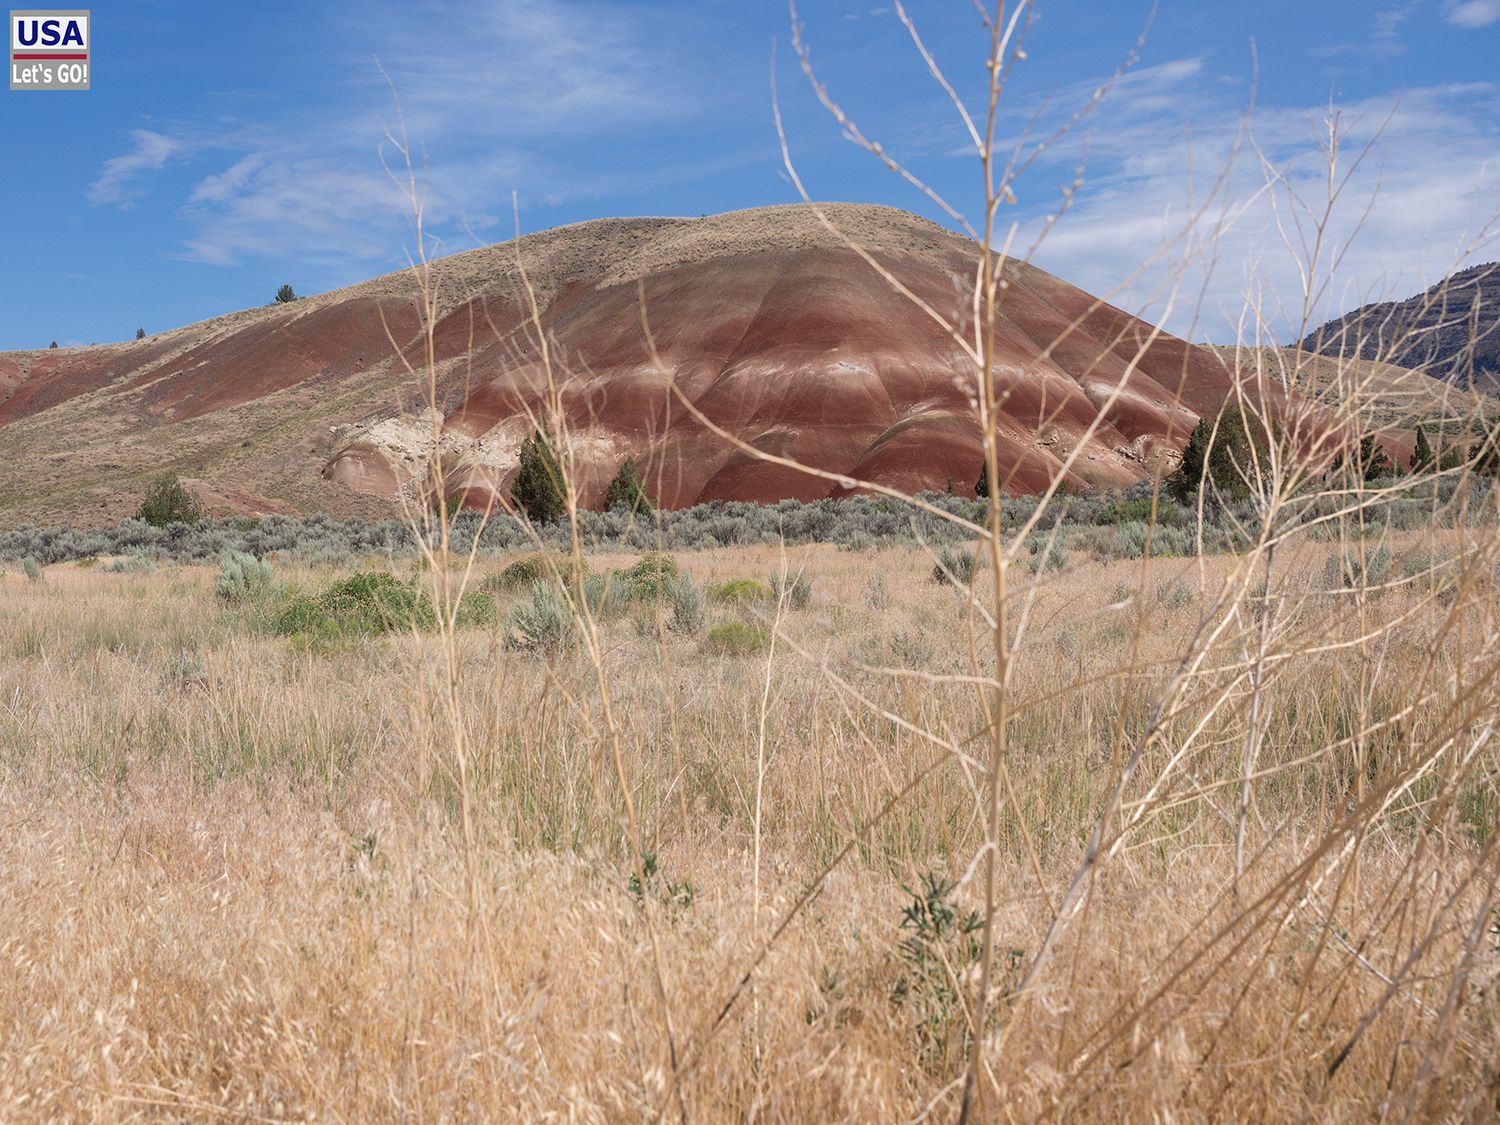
(1312, 1, 1419, 58)
(87, 130, 182, 207)
(88, 0, 705, 273)
(1005, 66, 1500, 342)
(1445, 0, 1500, 27)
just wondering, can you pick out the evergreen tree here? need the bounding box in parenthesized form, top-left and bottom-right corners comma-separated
(135, 327, 146, 340)
(274, 284, 298, 304)
(975, 460, 990, 499)
(603, 456, 654, 514)
(48, 340, 57, 349)
(1359, 433, 1393, 481)
(510, 424, 566, 522)
(136, 472, 205, 527)
(1410, 425, 1434, 473)
(1167, 416, 1211, 504)
(1167, 404, 1270, 503)
(1472, 422, 1500, 477)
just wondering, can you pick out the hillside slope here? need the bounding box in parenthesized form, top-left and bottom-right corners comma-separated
(1300, 262, 1500, 390)
(1, 204, 1313, 525)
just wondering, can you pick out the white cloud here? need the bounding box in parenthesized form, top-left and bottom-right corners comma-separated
(1446, 0, 1500, 27)
(89, 0, 702, 272)
(87, 130, 181, 207)
(1005, 67, 1500, 343)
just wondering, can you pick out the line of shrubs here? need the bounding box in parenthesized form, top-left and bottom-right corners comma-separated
(2, 477, 1486, 567)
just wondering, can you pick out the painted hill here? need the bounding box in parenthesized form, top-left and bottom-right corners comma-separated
(0, 204, 1313, 525)
(1299, 262, 1500, 391)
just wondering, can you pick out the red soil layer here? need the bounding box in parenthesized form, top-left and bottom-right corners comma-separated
(0, 205, 1334, 515)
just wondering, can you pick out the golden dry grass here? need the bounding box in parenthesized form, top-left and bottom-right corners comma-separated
(2, 534, 1497, 1121)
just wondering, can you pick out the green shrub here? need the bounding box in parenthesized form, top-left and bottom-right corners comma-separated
(216, 552, 273, 602)
(321, 572, 433, 633)
(1024, 539, 1066, 575)
(1155, 578, 1193, 610)
(273, 572, 432, 638)
(666, 574, 705, 635)
(21, 557, 43, 583)
(137, 472, 205, 527)
(103, 554, 156, 574)
(1323, 546, 1394, 591)
(451, 591, 497, 628)
(485, 551, 585, 594)
(162, 649, 207, 689)
(708, 578, 774, 604)
(769, 570, 812, 609)
(930, 547, 976, 586)
(581, 571, 629, 618)
(618, 553, 680, 601)
(704, 621, 768, 656)
(507, 581, 577, 653)
(274, 283, 297, 304)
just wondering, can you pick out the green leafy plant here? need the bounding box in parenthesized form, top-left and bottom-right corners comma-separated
(582, 571, 629, 618)
(273, 572, 433, 639)
(626, 851, 695, 914)
(617, 553, 680, 601)
(485, 551, 586, 594)
(891, 873, 983, 1065)
(704, 621, 767, 656)
(708, 578, 774, 604)
(162, 649, 207, 689)
(1410, 425, 1434, 473)
(1167, 403, 1270, 503)
(274, 284, 297, 304)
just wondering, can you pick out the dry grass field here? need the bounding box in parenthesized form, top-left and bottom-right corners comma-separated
(2, 527, 1498, 1120)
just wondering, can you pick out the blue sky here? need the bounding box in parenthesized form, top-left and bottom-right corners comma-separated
(2, 0, 1497, 350)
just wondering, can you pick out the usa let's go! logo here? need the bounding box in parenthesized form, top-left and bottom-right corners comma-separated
(10, 9, 89, 90)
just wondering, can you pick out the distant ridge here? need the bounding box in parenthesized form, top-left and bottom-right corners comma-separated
(1300, 262, 1500, 391)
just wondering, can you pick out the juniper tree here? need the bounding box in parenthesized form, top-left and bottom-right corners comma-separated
(510, 424, 567, 522)
(1410, 425, 1434, 473)
(274, 284, 297, 304)
(1359, 433, 1393, 480)
(1167, 404, 1268, 504)
(137, 472, 205, 527)
(603, 456, 654, 514)
(1472, 422, 1500, 477)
